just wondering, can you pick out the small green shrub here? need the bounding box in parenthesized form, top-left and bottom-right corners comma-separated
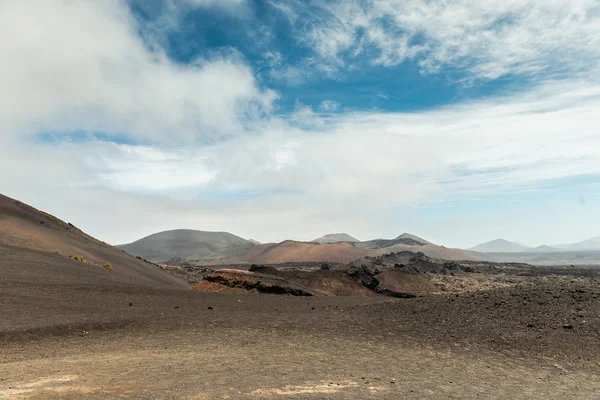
(103, 262, 114, 271)
(71, 255, 86, 263)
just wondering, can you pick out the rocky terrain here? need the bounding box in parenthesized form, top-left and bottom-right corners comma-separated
(166, 251, 600, 300)
(2, 194, 600, 399)
(3, 252, 600, 399)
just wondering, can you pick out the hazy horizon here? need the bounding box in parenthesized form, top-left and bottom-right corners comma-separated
(111, 225, 600, 251)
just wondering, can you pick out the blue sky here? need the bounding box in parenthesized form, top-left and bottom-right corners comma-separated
(130, 0, 528, 113)
(1, 0, 600, 247)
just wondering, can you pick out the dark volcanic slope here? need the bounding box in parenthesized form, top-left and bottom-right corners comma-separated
(0, 193, 187, 289)
(118, 229, 254, 263)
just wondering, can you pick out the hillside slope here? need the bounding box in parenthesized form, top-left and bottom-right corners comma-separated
(251, 241, 367, 264)
(0, 193, 187, 289)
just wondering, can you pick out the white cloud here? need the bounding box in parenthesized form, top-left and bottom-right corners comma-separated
(2, 78, 600, 245)
(286, 0, 600, 81)
(88, 145, 216, 191)
(0, 1, 275, 143)
(319, 100, 341, 112)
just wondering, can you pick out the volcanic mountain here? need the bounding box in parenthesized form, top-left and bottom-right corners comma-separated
(311, 233, 359, 244)
(0, 193, 187, 289)
(564, 237, 600, 251)
(357, 233, 432, 249)
(118, 230, 254, 263)
(120, 229, 478, 265)
(396, 233, 431, 245)
(529, 245, 560, 253)
(468, 239, 530, 253)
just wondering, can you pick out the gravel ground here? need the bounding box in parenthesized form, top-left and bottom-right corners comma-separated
(2, 247, 600, 399)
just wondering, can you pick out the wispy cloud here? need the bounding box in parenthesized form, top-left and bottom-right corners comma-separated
(278, 0, 600, 81)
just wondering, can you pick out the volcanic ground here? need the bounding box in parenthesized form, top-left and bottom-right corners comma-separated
(2, 194, 600, 399)
(3, 244, 600, 399)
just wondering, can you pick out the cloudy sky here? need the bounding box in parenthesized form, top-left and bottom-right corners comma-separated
(1, 0, 599, 248)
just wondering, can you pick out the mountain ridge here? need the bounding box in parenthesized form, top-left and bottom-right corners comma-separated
(470, 236, 600, 253)
(120, 229, 476, 264)
(468, 239, 530, 253)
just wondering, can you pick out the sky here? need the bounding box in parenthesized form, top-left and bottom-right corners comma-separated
(1, 0, 600, 248)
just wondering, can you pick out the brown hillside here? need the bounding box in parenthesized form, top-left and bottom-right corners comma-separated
(239, 241, 478, 265)
(249, 240, 367, 264)
(0, 193, 187, 289)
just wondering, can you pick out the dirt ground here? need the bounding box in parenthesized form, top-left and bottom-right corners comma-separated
(2, 246, 600, 399)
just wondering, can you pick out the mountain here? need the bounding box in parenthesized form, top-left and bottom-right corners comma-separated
(0, 193, 186, 289)
(468, 239, 530, 253)
(355, 233, 432, 249)
(245, 240, 478, 264)
(551, 237, 600, 251)
(311, 233, 359, 244)
(396, 233, 432, 245)
(566, 237, 600, 251)
(529, 245, 559, 253)
(248, 238, 261, 244)
(121, 228, 479, 265)
(118, 230, 254, 263)
(251, 240, 366, 263)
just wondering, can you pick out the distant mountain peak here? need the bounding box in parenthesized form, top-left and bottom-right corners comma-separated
(529, 245, 559, 253)
(564, 236, 600, 251)
(311, 233, 359, 244)
(395, 233, 431, 245)
(468, 238, 530, 253)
